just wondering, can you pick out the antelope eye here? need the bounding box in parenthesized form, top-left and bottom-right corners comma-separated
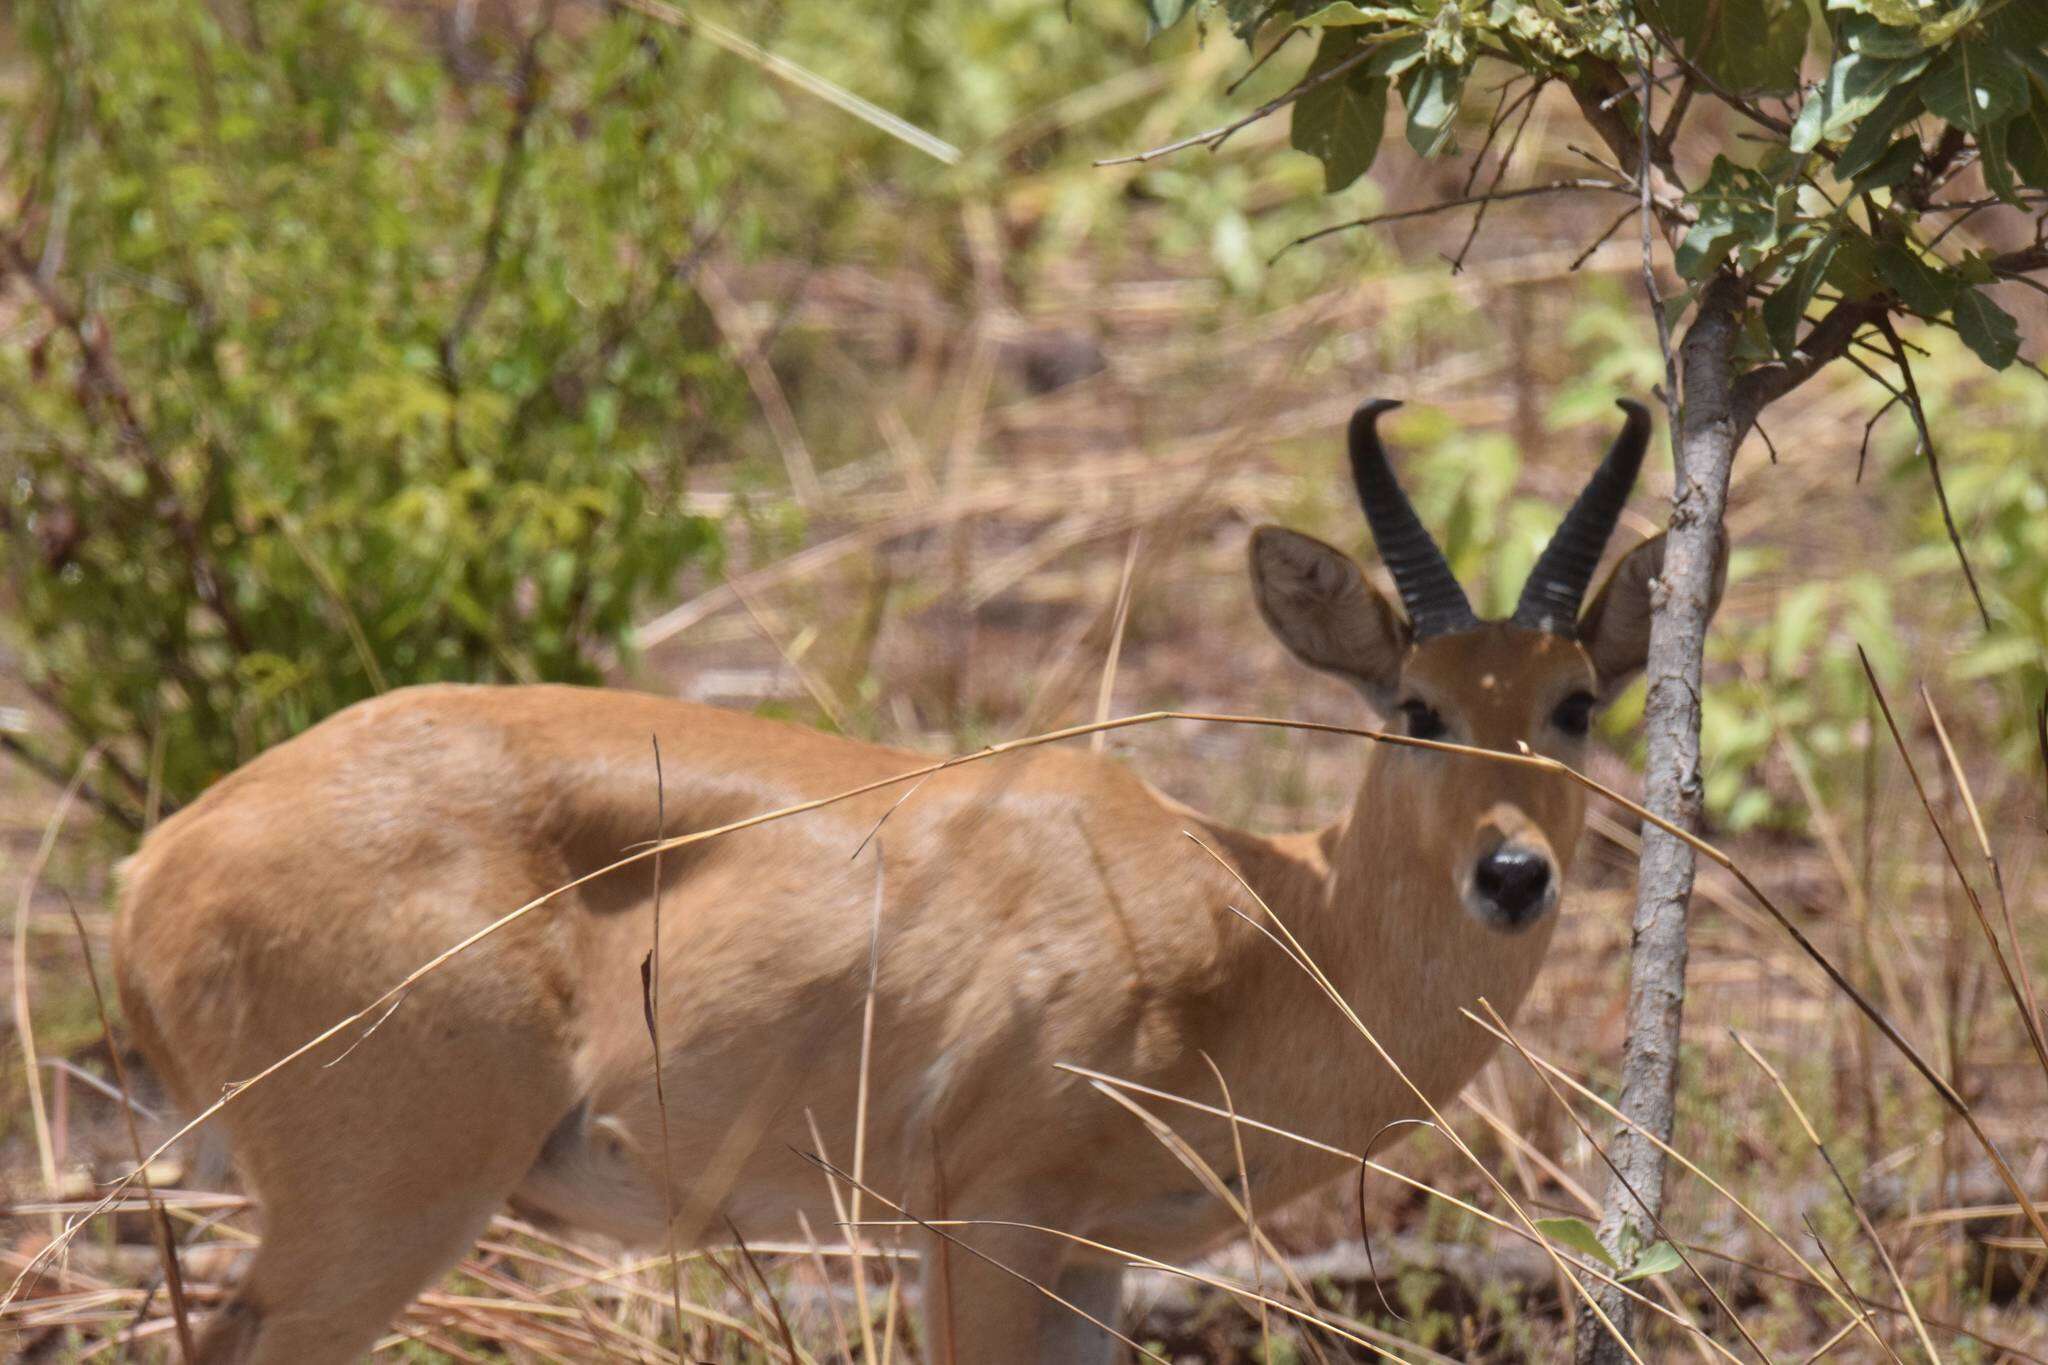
(1399, 699, 1447, 741)
(1552, 691, 1596, 737)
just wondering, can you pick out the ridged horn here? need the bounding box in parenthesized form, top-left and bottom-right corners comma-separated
(1348, 399, 1478, 640)
(1512, 398, 1652, 635)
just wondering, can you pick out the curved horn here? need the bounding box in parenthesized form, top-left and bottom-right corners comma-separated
(1512, 398, 1652, 635)
(1348, 399, 1478, 639)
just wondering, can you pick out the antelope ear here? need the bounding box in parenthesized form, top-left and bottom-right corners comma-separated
(1577, 530, 1729, 699)
(1249, 526, 1409, 710)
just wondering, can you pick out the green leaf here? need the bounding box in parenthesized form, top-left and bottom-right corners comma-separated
(1290, 30, 1392, 192)
(1297, 2, 1414, 26)
(1143, 0, 1195, 32)
(1674, 157, 1782, 280)
(1834, 81, 1922, 181)
(1954, 287, 2021, 369)
(1838, 12, 1927, 59)
(1790, 51, 1930, 153)
(1764, 230, 1840, 355)
(1917, 0, 1994, 48)
(1825, 233, 1886, 300)
(1647, 0, 1809, 95)
(1536, 1218, 1619, 1269)
(1849, 134, 1925, 193)
(1874, 241, 1958, 315)
(1829, 0, 1934, 26)
(1366, 32, 1428, 79)
(2010, 97, 2048, 190)
(1399, 60, 1466, 159)
(1621, 1241, 1685, 1283)
(1978, 117, 2023, 205)
(1921, 44, 2029, 133)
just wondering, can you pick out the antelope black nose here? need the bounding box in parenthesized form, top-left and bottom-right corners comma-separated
(1474, 846, 1552, 922)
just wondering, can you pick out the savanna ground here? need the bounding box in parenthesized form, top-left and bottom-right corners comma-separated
(4, 2, 2048, 1360)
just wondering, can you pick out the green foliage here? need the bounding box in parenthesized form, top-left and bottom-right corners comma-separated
(1, 0, 746, 811)
(1697, 569, 1903, 833)
(1151, 0, 2046, 377)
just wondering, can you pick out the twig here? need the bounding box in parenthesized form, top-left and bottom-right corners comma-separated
(1875, 315, 1993, 632)
(1277, 179, 1631, 257)
(1095, 37, 1382, 167)
(1572, 203, 1640, 272)
(0, 733, 141, 832)
(1449, 81, 1548, 274)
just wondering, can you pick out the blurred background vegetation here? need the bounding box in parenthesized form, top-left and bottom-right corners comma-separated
(3, 0, 2046, 1359)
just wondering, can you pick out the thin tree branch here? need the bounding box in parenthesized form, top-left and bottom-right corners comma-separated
(438, 0, 561, 465)
(1448, 81, 1547, 273)
(1875, 314, 1994, 632)
(1095, 36, 1383, 167)
(1276, 179, 1631, 258)
(0, 734, 141, 832)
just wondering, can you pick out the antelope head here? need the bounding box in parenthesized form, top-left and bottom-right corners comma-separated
(1250, 398, 1711, 933)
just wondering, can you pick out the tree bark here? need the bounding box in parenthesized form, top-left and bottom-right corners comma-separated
(1574, 272, 1744, 1363)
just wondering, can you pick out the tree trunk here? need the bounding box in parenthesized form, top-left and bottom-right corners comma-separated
(1574, 273, 1743, 1362)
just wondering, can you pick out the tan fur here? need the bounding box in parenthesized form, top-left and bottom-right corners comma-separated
(114, 532, 1678, 1364)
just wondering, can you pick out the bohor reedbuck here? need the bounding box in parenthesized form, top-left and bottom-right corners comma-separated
(115, 397, 1720, 1363)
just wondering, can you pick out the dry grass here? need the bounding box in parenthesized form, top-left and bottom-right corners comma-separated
(5, 104, 2048, 1362)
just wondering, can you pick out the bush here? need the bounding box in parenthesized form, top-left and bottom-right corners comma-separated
(2, 0, 749, 817)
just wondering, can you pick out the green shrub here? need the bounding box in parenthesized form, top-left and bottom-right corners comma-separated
(2, 0, 748, 815)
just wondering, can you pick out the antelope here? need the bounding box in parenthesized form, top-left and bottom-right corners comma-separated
(113, 397, 1717, 1364)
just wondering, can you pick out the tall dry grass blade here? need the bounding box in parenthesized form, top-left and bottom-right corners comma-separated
(61, 896, 195, 1363)
(12, 746, 98, 1242)
(1921, 685, 2044, 1078)
(724, 1219, 803, 1364)
(611, 0, 960, 165)
(1090, 532, 1142, 753)
(848, 847, 887, 1364)
(1727, 1030, 1936, 1364)
(1476, 999, 1764, 1362)
(699, 266, 823, 509)
(729, 574, 847, 728)
(641, 737, 690, 1348)
(1796, 1214, 1903, 1365)
(1199, 1050, 1274, 1363)
(1857, 651, 2048, 1094)
(794, 1210, 853, 1356)
(1799, 1314, 1869, 1365)
(800, 1108, 865, 1357)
